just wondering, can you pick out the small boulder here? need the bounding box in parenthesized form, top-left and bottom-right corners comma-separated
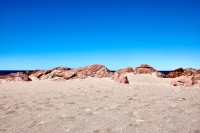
(63, 71, 76, 79)
(111, 73, 129, 84)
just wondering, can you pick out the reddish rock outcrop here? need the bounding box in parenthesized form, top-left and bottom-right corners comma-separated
(51, 66, 71, 71)
(111, 73, 129, 84)
(63, 71, 76, 79)
(164, 68, 184, 78)
(115, 67, 134, 75)
(134, 64, 157, 74)
(194, 74, 200, 80)
(171, 76, 197, 86)
(66, 64, 113, 79)
(134, 64, 163, 77)
(182, 68, 199, 76)
(28, 64, 113, 80)
(0, 72, 31, 81)
(31, 70, 51, 78)
(95, 67, 113, 78)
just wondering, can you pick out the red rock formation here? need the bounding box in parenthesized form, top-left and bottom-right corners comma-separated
(0, 72, 30, 81)
(134, 64, 157, 74)
(115, 67, 134, 75)
(134, 64, 163, 77)
(66, 64, 113, 79)
(63, 71, 76, 79)
(51, 66, 71, 71)
(194, 74, 200, 80)
(164, 68, 184, 78)
(111, 73, 129, 84)
(171, 76, 197, 86)
(95, 67, 113, 78)
(32, 70, 50, 78)
(28, 64, 112, 80)
(182, 68, 198, 76)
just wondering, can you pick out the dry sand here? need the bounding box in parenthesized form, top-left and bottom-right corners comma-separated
(0, 74, 200, 133)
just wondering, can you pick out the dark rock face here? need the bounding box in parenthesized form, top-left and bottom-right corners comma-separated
(164, 68, 200, 79)
(164, 68, 184, 78)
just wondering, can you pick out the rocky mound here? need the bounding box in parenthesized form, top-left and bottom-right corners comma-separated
(134, 64, 163, 77)
(164, 68, 200, 80)
(171, 76, 198, 87)
(0, 72, 31, 81)
(164, 68, 184, 78)
(27, 64, 128, 84)
(110, 67, 133, 84)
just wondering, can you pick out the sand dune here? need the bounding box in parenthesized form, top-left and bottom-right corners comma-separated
(0, 74, 200, 133)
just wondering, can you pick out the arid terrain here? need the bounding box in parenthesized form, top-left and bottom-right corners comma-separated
(0, 74, 200, 133)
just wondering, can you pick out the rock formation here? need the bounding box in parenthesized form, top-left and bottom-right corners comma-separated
(111, 73, 129, 84)
(194, 74, 200, 80)
(171, 76, 197, 87)
(115, 67, 134, 75)
(164, 68, 200, 80)
(164, 68, 184, 78)
(134, 64, 163, 77)
(109, 67, 133, 84)
(0, 72, 31, 81)
(182, 68, 199, 76)
(1, 64, 199, 85)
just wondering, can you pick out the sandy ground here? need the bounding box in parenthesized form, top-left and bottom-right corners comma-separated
(0, 74, 200, 133)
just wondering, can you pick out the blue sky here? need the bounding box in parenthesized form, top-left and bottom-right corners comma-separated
(0, 0, 200, 70)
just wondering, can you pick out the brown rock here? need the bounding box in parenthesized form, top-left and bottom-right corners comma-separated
(111, 73, 129, 84)
(183, 68, 198, 76)
(164, 68, 184, 78)
(0, 72, 31, 81)
(68, 64, 112, 79)
(95, 67, 113, 78)
(31, 70, 51, 78)
(51, 66, 71, 71)
(171, 76, 197, 86)
(63, 71, 76, 79)
(134, 64, 157, 74)
(115, 67, 134, 75)
(194, 74, 200, 80)
(134, 64, 164, 77)
(152, 72, 164, 78)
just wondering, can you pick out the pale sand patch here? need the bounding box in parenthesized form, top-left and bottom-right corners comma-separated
(0, 74, 200, 133)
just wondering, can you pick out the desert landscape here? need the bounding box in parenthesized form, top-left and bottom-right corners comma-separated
(0, 64, 200, 133)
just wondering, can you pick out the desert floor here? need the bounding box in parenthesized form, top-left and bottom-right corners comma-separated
(0, 74, 200, 133)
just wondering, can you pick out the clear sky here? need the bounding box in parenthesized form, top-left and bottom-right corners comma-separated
(0, 0, 200, 70)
